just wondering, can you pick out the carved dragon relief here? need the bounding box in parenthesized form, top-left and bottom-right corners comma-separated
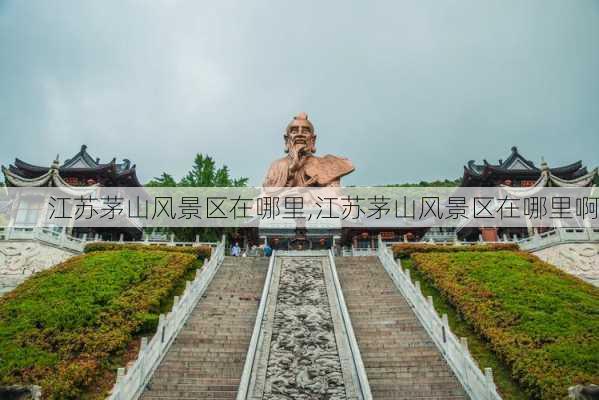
(257, 257, 349, 400)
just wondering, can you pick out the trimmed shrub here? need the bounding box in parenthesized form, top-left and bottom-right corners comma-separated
(0, 249, 201, 399)
(84, 242, 212, 258)
(392, 242, 518, 258)
(410, 250, 599, 399)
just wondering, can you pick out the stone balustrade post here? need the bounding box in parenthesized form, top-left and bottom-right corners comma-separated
(441, 314, 449, 345)
(116, 367, 125, 384)
(484, 368, 495, 399)
(460, 337, 469, 383)
(60, 229, 67, 247)
(140, 337, 148, 351)
(427, 295, 434, 309)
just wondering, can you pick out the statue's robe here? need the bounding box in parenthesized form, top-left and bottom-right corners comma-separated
(263, 154, 354, 187)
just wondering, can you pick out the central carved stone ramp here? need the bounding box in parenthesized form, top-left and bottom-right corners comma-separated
(141, 256, 269, 400)
(240, 254, 370, 400)
(335, 256, 467, 400)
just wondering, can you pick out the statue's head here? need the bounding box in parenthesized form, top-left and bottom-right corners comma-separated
(284, 112, 316, 155)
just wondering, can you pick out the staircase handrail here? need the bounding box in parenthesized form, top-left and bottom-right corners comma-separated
(106, 236, 226, 400)
(327, 250, 372, 400)
(236, 251, 277, 400)
(377, 236, 502, 400)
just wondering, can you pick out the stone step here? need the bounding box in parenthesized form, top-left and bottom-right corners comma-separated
(335, 256, 468, 399)
(140, 257, 269, 399)
(148, 370, 245, 379)
(142, 391, 237, 399)
(149, 377, 241, 385)
(147, 384, 239, 391)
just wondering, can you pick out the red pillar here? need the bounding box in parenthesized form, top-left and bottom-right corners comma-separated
(480, 227, 499, 242)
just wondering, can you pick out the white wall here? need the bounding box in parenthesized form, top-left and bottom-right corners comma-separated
(533, 243, 599, 287)
(0, 241, 75, 295)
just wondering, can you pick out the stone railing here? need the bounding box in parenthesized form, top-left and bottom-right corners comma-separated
(328, 250, 372, 400)
(518, 228, 599, 251)
(342, 247, 377, 256)
(236, 250, 277, 400)
(106, 237, 226, 400)
(0, 227, 86, 253)
(275, 249, 329, 257)
(421, 230, 458, 242)
(0, 227, 218, 254)
(377, 237, 502, 400)
(89, 232, 216, 249)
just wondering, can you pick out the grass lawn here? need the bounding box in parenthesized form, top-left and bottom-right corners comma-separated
(0, 249, 201, 399)
(408, 250, 599, 400)
(402, 258, 528, 400)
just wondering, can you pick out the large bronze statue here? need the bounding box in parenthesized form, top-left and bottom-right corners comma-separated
(263, 113, 354, 187)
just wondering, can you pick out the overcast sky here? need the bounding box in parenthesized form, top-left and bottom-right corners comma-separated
(1, 0, 598, 186)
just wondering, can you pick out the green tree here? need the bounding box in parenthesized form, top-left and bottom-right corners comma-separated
(146, 172, 177, 187)
(179, 154, 248, 187)
(144, 154, 248, 241)
(146, 154, 248, 188)
(385, 178, 462, 187)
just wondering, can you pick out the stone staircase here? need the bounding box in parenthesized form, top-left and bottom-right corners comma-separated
(335, 256, 467, 400)
(140, 256, 269, 400)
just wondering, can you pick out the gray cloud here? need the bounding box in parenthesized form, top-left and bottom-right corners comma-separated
(1, 0, 598, 185)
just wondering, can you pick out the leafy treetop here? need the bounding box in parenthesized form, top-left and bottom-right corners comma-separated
(146, 154, 248, 187)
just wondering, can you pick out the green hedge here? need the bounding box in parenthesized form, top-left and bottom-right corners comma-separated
(411, 251, 599, 399)
(392, 242, 518, 258)
(84, 242, 212, 258)
(0, 249, 200, 399)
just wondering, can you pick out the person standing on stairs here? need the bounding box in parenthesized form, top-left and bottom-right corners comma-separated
(231, 242, 241, 256)
(263, 242, 273, 257)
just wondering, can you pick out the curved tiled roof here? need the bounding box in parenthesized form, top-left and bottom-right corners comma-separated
(463, 146, 590, 185)
(2, 144, 140, 187)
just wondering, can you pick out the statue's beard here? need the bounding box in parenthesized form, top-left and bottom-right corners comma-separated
(288, 141, 309, 173)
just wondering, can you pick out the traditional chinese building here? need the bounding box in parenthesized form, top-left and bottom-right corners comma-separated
(459, 146, 598, 241)
(2, 145, 142, 240)
(2, 144, 141, 188)
(462, 146, 593, 187)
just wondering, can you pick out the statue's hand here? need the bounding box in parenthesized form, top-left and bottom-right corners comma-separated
(304, 175, 318, 186)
